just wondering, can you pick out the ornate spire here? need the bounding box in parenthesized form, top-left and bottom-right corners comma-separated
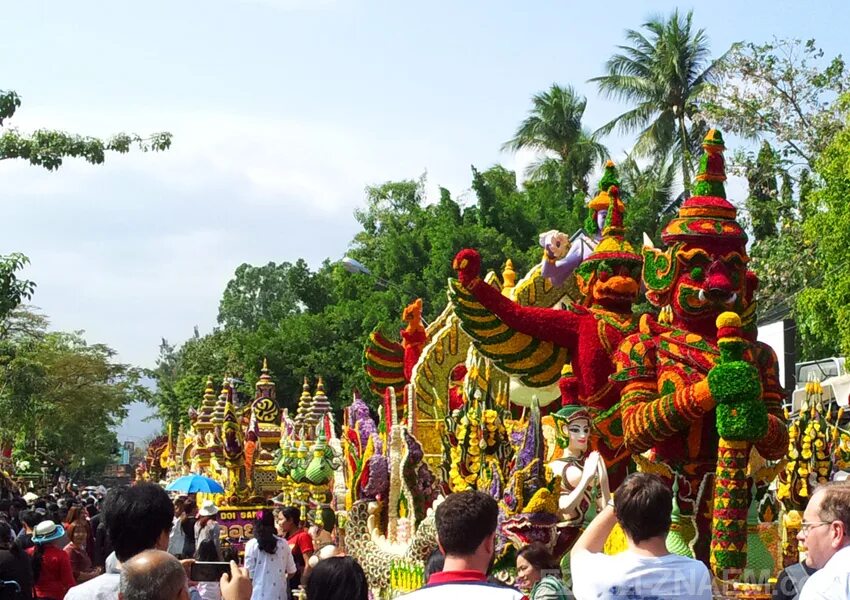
(310, 378, 332, 425)
(293, 377, 332, 437)
(212, 378, 231, 427)
(294, 377, 313, 426)
(252, 359, 278, 424)
(693, 129, 727, 198)
(501, 259, 516, 296)
(662, 129, 745, 247)
(196, 377, 217, 430)
(255, 358, 275, 394)
(598, 159, 619, 191)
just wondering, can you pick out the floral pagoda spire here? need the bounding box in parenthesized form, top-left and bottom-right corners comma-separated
(294, 377, 313, 427)
(211, 378, 230, 429)
(295, 377, 332, 436)
(693, 129, 726, 198)
(311, 378, 331, 422)
(251, 358, 279, 425)
(196, 377, 217, 432)
(501, 260, 516, 296)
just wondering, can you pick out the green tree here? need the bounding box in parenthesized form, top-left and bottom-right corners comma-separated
(0, 253, 35, 324)
(149, 339, 183, 430)
(0, 89, 172, 170)
(0, 310, 148, 475)
(591, 10, 727, 192)
(148, 328, 242, 430)
(795, 104, 850, 358)
(502, 84, 607, 200)
(218, 260, 332, 330)
(745, 142, 782, 242)
(701, 39, 850, 170)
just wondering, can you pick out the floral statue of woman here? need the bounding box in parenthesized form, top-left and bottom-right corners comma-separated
(549, 401, 611, 554)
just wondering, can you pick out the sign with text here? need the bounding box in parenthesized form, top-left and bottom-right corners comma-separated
(216, 506, 266, 553)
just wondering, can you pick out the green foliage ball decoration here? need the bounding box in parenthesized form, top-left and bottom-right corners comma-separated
(708, 360, 767, 441)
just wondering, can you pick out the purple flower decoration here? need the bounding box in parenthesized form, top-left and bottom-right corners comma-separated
(349, 395, 377, 447)
(361, 455, 389, 499)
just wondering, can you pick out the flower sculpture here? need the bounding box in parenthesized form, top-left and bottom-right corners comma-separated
(442, 380, 511, 494)
(610, 130, 789, 572)
(450, 174, 641, 489)
(500, 399, 560, 554)
(548, 399, 610, 555)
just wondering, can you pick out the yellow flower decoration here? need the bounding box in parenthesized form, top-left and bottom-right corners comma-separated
(784, 510, 802, 528)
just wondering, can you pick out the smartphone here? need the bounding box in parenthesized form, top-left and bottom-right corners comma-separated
(190, 561, 231, 582)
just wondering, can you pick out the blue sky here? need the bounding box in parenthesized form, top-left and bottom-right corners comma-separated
(2, 0, 847, 440)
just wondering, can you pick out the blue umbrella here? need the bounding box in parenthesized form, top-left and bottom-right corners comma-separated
(164, 474, 225, 494)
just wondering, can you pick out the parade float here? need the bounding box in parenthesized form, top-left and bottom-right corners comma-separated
(146, 129, 850, 599)
(150, 362, 343, 553)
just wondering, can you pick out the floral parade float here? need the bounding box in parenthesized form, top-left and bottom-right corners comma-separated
(150, 363, 343, 554)
(148, 130, 850, 599)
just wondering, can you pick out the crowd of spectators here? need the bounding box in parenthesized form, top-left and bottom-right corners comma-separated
(0, 474, 846, 600)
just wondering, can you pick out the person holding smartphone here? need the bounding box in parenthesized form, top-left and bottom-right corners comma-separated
(120, 549, 252, 600)
(194, 540, 223, 600)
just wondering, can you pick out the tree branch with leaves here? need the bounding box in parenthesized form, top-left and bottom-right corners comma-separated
(0, 89, 172, 171)
(701, 38, 849, 171)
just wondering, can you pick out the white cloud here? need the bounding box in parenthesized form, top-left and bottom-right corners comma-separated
(0, 105, 475, 370)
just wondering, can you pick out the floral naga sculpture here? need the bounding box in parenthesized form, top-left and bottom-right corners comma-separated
(450, 175, 642, 488)
(340, 389, 439, 597)
(499, 399, 560, 555)
(610, 130, 789, 575)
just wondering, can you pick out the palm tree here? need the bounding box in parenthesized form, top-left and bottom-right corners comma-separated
(503, 84, 607, 194)
(590, 10, 727, 193)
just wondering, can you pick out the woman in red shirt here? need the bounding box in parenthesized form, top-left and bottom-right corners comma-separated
(276, 507, 314, 597)
(27, 520, 76, 600)
(63, 523, 101, 584)
(62, 506, 93, 561)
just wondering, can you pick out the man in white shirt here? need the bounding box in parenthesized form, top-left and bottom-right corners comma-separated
(67, 482, 176, 600)
(571, 472, 712, 600)
(400, 490, 523, 600)
(798, 481, 850, 600)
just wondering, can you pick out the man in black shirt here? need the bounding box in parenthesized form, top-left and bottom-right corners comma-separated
(772, 558, 818, 600)
(14, 510, 40, 551)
